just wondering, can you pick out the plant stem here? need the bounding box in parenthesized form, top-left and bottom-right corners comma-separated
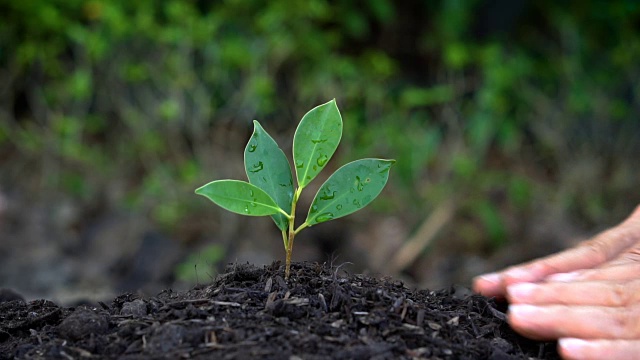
(285, 187, 303, 279)
(285, 223, 295, 279)
(294, 222, 309, 234)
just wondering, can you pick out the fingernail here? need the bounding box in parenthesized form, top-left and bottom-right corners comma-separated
(507, 282, 536, 301)
(508, 304, 542, 319)
(558, 338, 589, 357)
(546, 272, 580, 282)
(477, 273, 502, 285)
(503, 268, 532, 281)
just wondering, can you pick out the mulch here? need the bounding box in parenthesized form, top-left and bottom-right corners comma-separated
(0, 262, 560, 359)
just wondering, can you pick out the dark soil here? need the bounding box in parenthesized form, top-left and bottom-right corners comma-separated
(0, 262, 560, 359)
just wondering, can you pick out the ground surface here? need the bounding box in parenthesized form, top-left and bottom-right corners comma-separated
(0, 262, 560, 359)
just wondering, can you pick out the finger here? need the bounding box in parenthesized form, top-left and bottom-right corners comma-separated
(606, 245, 640, 266)
(507, 280, 640, 306)
(472, 260, 572, 298)
(546, 263, 640, 283)
(559, 338, 640, 360)
(474, 206, 640, 298)
(473, 235, 621, 298)
(472, 273, 505, 298)
(508, 304, 640, 340)
(505, 225, 638, 279)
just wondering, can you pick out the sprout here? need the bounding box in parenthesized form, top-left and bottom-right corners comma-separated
(196, 99, 394, 279)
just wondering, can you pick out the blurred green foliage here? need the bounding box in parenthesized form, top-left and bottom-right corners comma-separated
(1, 0, 639, 253)
(175, 244, 225, 283)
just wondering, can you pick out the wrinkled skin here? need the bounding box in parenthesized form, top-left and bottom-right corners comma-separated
(473, 205, 640, 360)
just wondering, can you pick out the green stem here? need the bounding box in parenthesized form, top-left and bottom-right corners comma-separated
(277, 207, 293, 219)
(285, 187, 303, 279)
(294, 222, 309, 234)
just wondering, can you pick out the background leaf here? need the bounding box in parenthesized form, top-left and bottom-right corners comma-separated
(306, 158, 394, 226)
(244, 120, 294, 230)
(195, 180, 282, 216)
(293, 99, 342, 188)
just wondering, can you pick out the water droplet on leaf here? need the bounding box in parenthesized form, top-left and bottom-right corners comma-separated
(336, 204, 343, 210)
(316, 154, 328, 167)
(378, 163, 391, 173)
(355, 176, 364, 191)
(295, 160, 304, 169)
(319, 191, 336, 200)
(248, 143, 257, 152)
(311, 138, 328, 144)
(315, 212, 334, 222)
(249, 161, 264, 173)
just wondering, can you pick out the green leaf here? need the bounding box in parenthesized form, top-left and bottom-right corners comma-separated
(293, 99, 342, 188)
(244, 120, 294, 230)
(195, 180, 283, 216)
(306, 158, 395, 226)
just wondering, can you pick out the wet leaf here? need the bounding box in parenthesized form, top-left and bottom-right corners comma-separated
(195, 180, 283, 216)
(244, 120, 294, 231)
(293, 99, 342, 188)
(306, 158, 394, 226)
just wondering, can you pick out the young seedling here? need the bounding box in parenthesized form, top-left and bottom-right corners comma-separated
(195, 99, 394, 279)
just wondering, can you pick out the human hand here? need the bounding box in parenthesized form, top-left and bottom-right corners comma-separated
(473, 205, 640, 360)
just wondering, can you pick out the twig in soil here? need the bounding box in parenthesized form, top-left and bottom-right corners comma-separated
(416, 309, 425, 327)
(333, 262, 352, 281)
(400, 302, 408, 320)
(164, 298, 210, 307)
(265, 291, 277, 310)
(318, 293, 328, 312)
(488, 306, 507, 321)
(59, 351, 74, 360)
(205, 330, 218, 346)
(210, 301, 241, 307)
(264, 277, 273, 292)
(285, 297, 309, 306)
(61, 346, 93, 358)
(163, 298, 241, 308)
(98, 301, 110, 310)
(193, 340, 259, 354)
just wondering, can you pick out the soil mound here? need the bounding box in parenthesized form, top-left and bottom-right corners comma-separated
(0, 262, 559, 359)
